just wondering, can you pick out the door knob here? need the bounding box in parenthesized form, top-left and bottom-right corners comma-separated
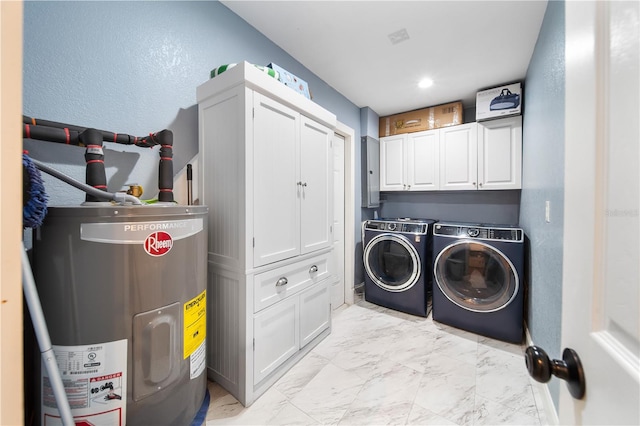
(525, 346, 586, 399)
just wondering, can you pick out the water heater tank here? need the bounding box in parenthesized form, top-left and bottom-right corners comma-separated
(31, 204, 208, 425)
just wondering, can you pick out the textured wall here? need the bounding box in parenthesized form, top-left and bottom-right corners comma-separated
(380, 190, 521, 225)
(23, 1, 360, 204)
(519, 0, 565, 409)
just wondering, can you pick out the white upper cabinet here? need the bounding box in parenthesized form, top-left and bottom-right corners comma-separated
(381, 117, 522, 192)
(477, 115, 522, 190)
(380, 134, 405, 191)
(440, 123, 479, 190)
(408, 131, 440, 191)
(380, 129, 440, 191)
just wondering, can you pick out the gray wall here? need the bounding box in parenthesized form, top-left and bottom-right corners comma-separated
(519, 0, 565, 409)
(23, 1, 361, 197)
(23, 0, 363, 264)
(379, 191, 521, 225)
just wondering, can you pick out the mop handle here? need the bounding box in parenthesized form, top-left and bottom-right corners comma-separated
(21, 245, 75, 426)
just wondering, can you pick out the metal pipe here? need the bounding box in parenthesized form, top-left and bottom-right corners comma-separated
(32, 158, 143, 205)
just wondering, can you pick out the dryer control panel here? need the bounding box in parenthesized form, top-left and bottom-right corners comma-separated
(363, 219, 430, 235)
(434, 223, 523, 242)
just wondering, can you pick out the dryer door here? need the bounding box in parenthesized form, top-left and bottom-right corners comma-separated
(364, 233, 420, 292)
(434, 240, 518, 312)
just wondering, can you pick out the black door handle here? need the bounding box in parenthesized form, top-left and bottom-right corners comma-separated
(525, 346, 586, 399)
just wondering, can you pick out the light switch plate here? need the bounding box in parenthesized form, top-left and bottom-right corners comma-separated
(545, 201, 551, 223)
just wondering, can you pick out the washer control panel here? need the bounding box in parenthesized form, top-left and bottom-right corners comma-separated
(434, 223, 523, 242)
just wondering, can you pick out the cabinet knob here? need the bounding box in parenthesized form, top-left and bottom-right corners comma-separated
(479, 182, 483, 187)
(302, 182, 307, 187)
(296, 181, 302, 186)
(276, 277, 288, 287)
(309, 265, 318, 274)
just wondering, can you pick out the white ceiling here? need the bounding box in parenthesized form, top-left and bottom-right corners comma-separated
(221, 0, 548, 117)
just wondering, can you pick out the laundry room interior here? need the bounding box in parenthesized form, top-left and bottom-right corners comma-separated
(2, 1, 638, 425)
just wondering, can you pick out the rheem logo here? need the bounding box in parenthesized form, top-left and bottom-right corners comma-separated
(144, 231, 173, 256)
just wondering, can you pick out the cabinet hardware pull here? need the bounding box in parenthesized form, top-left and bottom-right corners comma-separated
(302, 182, 307, 187)
(276, 277, 288, 287)
(309, 265, 318, 274)
(296, 181, 302, 186)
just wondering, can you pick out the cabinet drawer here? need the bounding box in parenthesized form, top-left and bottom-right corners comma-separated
(254, 253, 330, 313)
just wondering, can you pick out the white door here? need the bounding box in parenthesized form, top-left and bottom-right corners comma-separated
(300, 281, 331, 346)
(253, 296, 299, 384)
(331, 133, 345, 309)
(253, 93, 300, 267)
(407, 130, 440, 191)
(560, 1, 639, 423)
(439, 123, 478, 190)
(379, 134, 406, 191)
(300, 116, 332, 254)
(477, 116, 522, 190)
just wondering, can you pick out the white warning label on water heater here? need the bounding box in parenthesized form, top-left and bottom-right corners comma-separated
(42, 339, 127, 426)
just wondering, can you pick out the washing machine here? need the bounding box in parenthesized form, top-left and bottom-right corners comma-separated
(362, 218, 436, 317)
(432, 222, 525, 343)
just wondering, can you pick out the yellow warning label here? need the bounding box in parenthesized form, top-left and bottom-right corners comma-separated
(183, 289, 206, 359)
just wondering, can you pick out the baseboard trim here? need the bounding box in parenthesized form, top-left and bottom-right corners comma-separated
(525, 328, 560, 425)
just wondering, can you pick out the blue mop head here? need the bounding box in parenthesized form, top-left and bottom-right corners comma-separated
(23, 152, 49, 229)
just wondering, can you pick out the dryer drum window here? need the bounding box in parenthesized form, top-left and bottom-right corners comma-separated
(364, 234, 420, 292)
(434, 241, 518, 312)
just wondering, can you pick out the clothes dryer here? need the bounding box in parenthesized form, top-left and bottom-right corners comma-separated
(362, 218, 436, 317)
(432, 222, 525, 343)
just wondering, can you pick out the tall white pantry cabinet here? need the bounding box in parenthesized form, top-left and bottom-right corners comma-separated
(197, 62, 336, 406)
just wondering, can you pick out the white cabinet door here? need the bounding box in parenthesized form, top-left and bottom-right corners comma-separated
(407, 130, 439, 191)
(380, 135, 406, 191)
(439, 123, 478, 190)
(300, 117, 332, 254)
(477, 116, 522, 190)
(253, 93, 300, 267)
(299, 281, 330, 347)
(253, 295, 299, 384)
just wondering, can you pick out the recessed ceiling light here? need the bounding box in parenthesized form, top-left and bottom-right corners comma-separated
(418, 78, 434, 89)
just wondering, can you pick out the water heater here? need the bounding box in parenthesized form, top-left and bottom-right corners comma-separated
(31, 204, 208, 425)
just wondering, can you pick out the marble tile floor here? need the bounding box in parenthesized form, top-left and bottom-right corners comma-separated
(204, 298, 549, 425)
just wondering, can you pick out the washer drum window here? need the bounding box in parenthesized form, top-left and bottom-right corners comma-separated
(434, 241, 518, 312)
(364, 233, 420, 292)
